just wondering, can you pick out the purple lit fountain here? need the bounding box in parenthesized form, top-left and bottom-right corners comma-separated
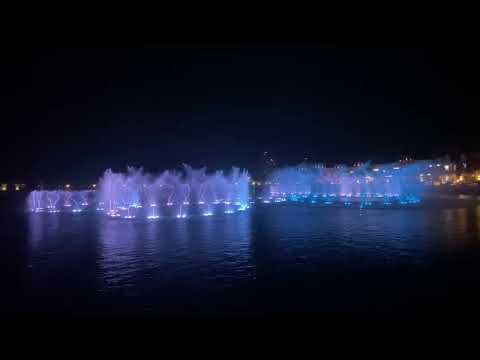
(27, 165, 251, 219)
(28, 190, 95, 213)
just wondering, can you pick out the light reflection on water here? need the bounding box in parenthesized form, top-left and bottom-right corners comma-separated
(16, 201, 480, 315)
(441, 206, 480, 248)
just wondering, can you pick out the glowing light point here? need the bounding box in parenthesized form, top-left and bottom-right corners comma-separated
(107, 210, 120, 218)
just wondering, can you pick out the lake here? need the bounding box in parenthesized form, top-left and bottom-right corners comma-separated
(2, 193, 480, 319)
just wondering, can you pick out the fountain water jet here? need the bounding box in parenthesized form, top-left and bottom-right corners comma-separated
(27, 165, 251, 219)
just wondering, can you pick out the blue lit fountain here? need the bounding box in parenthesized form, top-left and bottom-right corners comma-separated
(262, 160, 436, 208)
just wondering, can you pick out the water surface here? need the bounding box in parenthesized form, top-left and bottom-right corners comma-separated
(2, 194, 480, 318)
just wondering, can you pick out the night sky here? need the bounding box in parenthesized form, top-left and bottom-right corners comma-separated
(1, 44, 478, 184)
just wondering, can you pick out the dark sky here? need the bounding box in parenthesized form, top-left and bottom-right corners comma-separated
(1, 44, 478, 184)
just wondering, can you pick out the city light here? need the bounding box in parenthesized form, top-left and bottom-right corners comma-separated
(1, 184, 7, 191)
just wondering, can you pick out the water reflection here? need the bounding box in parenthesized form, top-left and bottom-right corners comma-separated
(28, 211, 46, 246)
(28, 211, 61, 249)
(441, 206, 480, 248)
(21, 201, 480, 315)
(24, 212, 99, 313)
(98, 217, 141, 287)
(257, 205, 434, 263)
(96, 213, 254, 297)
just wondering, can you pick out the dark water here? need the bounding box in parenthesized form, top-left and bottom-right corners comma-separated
(2, 193, 480, 318)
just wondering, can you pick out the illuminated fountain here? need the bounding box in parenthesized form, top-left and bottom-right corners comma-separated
(27, 165, 251, 219)
(264, 160, 436, 208)
(28, 190, 95, 213)
(27, 158, 442, 218)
